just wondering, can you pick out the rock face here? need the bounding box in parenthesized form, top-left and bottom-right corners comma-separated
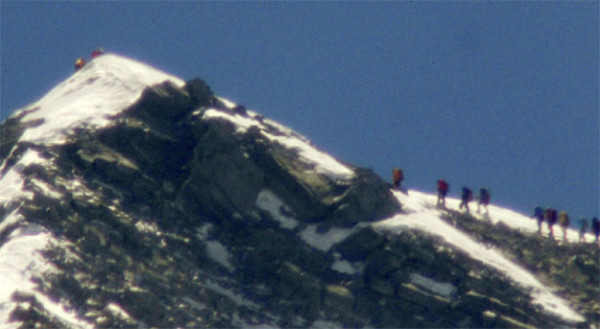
(0, 59, 597, 328)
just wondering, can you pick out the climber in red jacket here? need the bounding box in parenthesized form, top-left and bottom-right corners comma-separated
(437, 179, 449, 207)
(393, 168, 404, 191)
(91, 48, 105, 59)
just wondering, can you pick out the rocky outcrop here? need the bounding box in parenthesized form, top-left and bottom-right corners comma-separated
(0, 77, 595, 328)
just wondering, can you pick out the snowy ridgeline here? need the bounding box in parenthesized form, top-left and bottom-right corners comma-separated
(11, 53, 184, 145)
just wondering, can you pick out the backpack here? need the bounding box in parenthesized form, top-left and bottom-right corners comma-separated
(438, 179, 448, 193)
(461, 187, 472, 201)
(480, 188, 490, 203)
(549, 209, 558, 224)
(533, 206, 543, 218)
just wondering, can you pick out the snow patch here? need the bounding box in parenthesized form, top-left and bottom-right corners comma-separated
(409, 273, 456, 297)
(204, 279, 259, 310)
(195, 223, 213, 241)
(205, 240, 234, 272)
(331, 259, 363, 275)
(105, 303, 134, 322)
(0, 149, 50, 203)
(0, 210, 23, 237)
(255, 190, 298, 230)
(30, 179, 63, 199)
(182, 296, 207, 311)
(299, 225, 357, 252)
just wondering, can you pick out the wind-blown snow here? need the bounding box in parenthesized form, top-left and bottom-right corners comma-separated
(13, 53, 184, 145)
(372, 189, 585, 323)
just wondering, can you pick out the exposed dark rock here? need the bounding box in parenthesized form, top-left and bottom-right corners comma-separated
(0, 76, 596, 329)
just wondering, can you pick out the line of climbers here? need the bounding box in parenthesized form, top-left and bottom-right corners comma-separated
(392, 169, 489, 214)
(436, 179, 490, 214)
(531, 206, 599, 243)
(74, 48, 105, 71)
(392, 168, 599, 245)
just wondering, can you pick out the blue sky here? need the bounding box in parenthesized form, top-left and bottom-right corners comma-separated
(1, 2, 598, 221)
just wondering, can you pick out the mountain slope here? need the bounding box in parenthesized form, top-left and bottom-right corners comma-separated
(0, 53, 597, 329)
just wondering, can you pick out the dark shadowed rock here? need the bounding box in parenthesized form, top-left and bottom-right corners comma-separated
(0, 76, 595, 329)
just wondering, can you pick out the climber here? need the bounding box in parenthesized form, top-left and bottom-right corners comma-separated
(545, 208, 557, 238)
(91, 48, 105, 58)
(592, 217, 600, 244)
(392, 168, 404, 191)
(531, 206, 545, 235)
(74, 57, 85, 71)
(558, 211, 570, 242)
(477, 187, 490, 214)
(459, 187, 473, 213)
(578, 217, 588, 243)
(436, 179, 449, 207)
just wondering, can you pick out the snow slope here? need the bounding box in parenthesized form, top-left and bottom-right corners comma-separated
(372, 189, 585, 323)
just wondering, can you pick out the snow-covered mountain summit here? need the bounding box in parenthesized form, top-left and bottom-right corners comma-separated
(11, 54, 185, 145)
(0, 53, 597, 328)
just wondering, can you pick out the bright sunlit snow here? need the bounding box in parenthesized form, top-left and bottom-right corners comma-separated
(14, 54, 184, 145)
(0, 225, 92, 329)
(0, 149, 52, 204)
(372, 189, 585, 323)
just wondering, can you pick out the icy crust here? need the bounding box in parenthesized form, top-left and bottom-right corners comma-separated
(372, 189, 585, 324)
(13, 53, 184, 145)
(200, 106, 355, 182)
